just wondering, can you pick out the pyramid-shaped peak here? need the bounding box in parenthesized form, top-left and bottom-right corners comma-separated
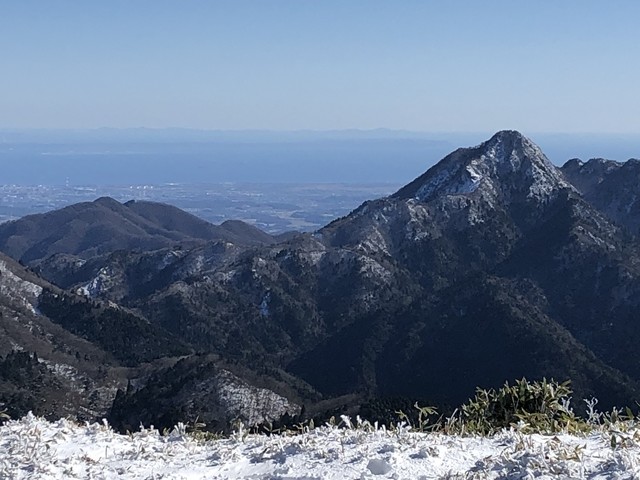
(489, 129, 528, 143)
(491, 129, 527, 139)
(480, 130, 544, 163)
(394, 131, 573, 203)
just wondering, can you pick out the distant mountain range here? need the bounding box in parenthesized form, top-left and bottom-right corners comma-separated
(2, 130, 640, 430)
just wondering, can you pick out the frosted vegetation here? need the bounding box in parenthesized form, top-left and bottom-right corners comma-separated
(2, 379, 640, 479)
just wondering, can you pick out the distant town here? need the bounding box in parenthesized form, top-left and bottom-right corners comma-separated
(0, 182, 398, 233)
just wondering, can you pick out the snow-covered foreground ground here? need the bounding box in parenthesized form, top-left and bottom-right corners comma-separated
(2, 413, 640, 479)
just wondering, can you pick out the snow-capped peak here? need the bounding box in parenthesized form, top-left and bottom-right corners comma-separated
(394, 130, 574, 204)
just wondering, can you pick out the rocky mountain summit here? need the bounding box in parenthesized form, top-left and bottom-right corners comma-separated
(395, 130, 574, 204)
(2, 130, 640, 429)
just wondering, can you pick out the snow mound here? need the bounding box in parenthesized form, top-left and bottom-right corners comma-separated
(2, 413, 640, 479)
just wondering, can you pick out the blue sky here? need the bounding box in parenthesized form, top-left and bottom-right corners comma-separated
(1, 1, 639, 133)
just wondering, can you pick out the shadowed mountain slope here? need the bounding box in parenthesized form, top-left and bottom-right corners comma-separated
(562, 157, 640, 235)
(0, 197, 274, 264)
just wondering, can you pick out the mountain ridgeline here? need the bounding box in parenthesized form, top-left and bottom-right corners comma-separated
(2, 130, 640, 429)
(0, 196, 275, 264)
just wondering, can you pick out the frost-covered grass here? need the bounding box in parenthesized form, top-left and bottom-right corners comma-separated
(2, 412, 640, 479)
(3, 379, 639, 478)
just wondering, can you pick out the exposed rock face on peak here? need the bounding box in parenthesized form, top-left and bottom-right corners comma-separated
(394, 130, 574, 206)
(320, 132, 581, 282)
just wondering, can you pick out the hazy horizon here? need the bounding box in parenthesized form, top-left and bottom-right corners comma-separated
(2, 2, 640, 133)
(1, 128, 638, 186)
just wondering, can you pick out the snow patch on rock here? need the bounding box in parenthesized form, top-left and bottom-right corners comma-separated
(157, 250, 182, 270)
(79, 266, 117, 298)
(358, 256, 391, 281)
(410, 131, 575, 205)
(299, 250, 326, 266)
(214, 269, 237, 283)
(259, 292, 270, 317)
(0, 260, 43, 314)
(213, 369, 300, 426)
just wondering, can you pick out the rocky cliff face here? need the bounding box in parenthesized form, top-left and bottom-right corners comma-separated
(108, 355, 303, 432)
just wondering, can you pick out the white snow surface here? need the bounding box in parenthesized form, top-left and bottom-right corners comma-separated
(0, 260, 43, 313)
(3, 414, 640, 479)
(80, 266, 116, 298)
(259, 292, 270, 317)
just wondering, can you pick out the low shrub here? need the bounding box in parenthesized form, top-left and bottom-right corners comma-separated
(448, 378, 586, 435)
